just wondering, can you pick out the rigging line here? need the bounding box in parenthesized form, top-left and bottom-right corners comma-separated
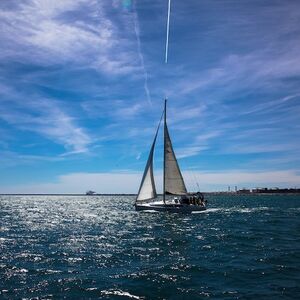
(151, 107, 164, 159)
(194, 169, 202, 192)
(157, 107, 165, 131)
(165, 0, 171, 64)
(190, 162, 201, 192)
(180, 158, 195, 192)
(182, 157, 200, 192)
(184, 158, 199, 191)
(192, 168, 201, 192)
(187, 158, 202, 192)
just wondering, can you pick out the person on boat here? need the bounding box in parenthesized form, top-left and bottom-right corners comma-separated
(193, 196, 197, 205)
(197, 192, 204, 200)
(195, 192, 205, 206)
(180, 195, 189, 205)
(197, 192, 203, 203)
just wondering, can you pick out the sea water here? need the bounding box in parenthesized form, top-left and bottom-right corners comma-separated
(0, 194, 299, 299)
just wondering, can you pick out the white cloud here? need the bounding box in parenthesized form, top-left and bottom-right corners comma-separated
(0, 150, 64, 167)
(173, 130, 221, 159)
(116, 103, 143, 119)
(239, 94, 300, 116)
(195, 131, 221, 143)
(185, 170, 300, 186)
(176, 48, 300, 98)
(176, 146, 208, 159)
(168, 104, 206, 125)
(2, 169, 300, 193)
(222, 143, 298, 155)
(133, 7, 152, 105)
(1, 172, 142, 194)
(81, 99, 144, 120)
(0, 0, 140, 75)
(0, 96, 92, 153)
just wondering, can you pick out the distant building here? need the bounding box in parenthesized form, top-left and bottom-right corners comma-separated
(252, 188, 300, 194)
(237, 188, 251, 194)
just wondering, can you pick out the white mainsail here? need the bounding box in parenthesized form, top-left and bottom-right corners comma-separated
(164, 122, 187, 195)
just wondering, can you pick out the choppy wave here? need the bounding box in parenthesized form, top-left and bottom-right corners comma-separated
(193, 206, 274, 214)
(0, 194, 299, 299)
(101, 289, 144, 299)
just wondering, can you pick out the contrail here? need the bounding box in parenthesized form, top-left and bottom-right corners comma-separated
(133, 4, 152, 106)
(165, 0, 171, 64)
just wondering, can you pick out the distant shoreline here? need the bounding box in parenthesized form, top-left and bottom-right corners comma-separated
(0, 193, 137, 196)
(1, 192, 300, 196)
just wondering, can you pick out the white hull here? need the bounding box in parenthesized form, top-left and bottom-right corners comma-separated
(135, 200, 206, 213)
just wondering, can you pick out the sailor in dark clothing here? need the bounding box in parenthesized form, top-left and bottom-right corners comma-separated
(193, 196, 196, 205)
(196, 192, 204, 200)
(196, 192, 205, 206)
(181, 195, 189, 205)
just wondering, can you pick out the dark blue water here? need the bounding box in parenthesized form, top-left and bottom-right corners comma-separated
(0, 195, 299, 299)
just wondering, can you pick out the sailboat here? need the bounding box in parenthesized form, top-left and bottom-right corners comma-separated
(135, 99, 207, 212)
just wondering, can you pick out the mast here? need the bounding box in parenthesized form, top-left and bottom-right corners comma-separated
(163, 1, 171, 204)
(163, 98, 167, 204)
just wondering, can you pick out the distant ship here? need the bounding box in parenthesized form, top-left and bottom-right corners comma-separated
(86, 190, 96, 195)
(135, 100, 206, 212)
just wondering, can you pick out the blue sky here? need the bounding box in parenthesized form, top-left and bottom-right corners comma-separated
(0, 0, 300, 193)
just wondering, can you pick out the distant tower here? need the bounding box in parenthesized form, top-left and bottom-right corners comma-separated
(228, 186, 231, 192)
(235, 186, 237, 192)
